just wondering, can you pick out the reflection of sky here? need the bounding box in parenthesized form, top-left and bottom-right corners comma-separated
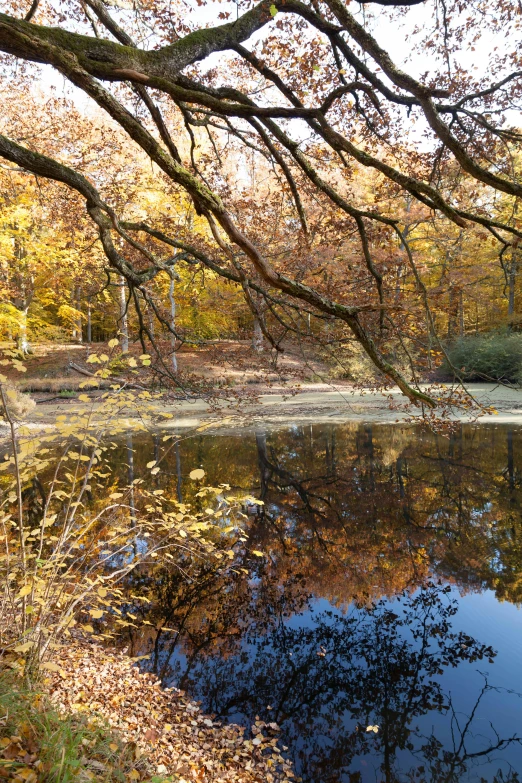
(158, 585, 522, 782)
(92, 421, 522, 781)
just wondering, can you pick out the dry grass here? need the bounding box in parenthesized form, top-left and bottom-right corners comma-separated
(0, 383, 36, 418)
(16, 377, 112, 394)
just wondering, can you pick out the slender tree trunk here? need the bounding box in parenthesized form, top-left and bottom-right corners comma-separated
(447, 284, 461, 340)
(508, 250, 518, 326)
(86, 297, 92, 344)
(18, 305, 29, 355)
(175, 440, 182, 503)
(119, 277, 129, 352)
(76, 286, 83, 343)
(168, 274, 178, 373)
(71, 285, 77, 341)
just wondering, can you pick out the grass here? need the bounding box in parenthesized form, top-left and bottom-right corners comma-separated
(17, 378, 112, 394)
(0, 670, 158, 782)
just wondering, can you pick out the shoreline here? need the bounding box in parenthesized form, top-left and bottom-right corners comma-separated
(9, 383, 522, 432)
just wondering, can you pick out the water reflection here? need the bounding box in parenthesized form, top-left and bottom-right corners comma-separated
(117, 423, 522, 782)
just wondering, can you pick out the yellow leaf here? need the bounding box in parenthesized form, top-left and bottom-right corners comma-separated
(109, 492, 123, 499)
(78, 394, 90, 402)
(109, 742, 118, 752)
(97, 587, 108, 598)
(189, 468, 205, 481)
(89, 609, 104, 619)
(15, 768, 37, 783)
(146, 460, 157, 469)
(100, 354, 109, 362)
(13, 641, 33, 653)
(252, 551, 264, 557)
(17, 584, 32, 598)
(150, 467, 160, 475)
(108, 338, 119, 348)
(41, 662, 61, 672)
(83, 624, 94, 633)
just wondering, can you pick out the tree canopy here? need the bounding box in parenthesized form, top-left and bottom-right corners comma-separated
(0, 0, 520, 407)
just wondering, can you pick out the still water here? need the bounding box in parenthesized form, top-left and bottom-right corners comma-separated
(119, 422, 522, 782)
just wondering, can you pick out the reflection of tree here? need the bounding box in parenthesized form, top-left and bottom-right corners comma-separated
(247, 423, 522, 607)
(138, 583, 520, 782)
(56, 421, 522, 607)
(71, 422, 522, 780)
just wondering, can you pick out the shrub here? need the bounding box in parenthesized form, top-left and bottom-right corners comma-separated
(0, 345, 247, 684)
(442, 333, 522, 383)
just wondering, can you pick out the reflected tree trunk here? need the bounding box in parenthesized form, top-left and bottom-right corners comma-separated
(256, 430, 271, 502)
(175, 439, 182, 503)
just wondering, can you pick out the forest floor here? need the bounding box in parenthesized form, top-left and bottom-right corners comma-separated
(0, 642, 294, 783)
(3, 340, 331, 394)
(3, 341, 522, 428)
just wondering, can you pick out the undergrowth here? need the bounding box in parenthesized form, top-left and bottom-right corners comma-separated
(442, 332, 522, 383)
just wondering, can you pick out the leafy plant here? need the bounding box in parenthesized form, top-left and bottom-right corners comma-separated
(0, 347, 248, 683)
(442, 333, 522, 383)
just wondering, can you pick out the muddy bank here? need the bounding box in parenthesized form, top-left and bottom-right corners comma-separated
(18, 383, 522, 432)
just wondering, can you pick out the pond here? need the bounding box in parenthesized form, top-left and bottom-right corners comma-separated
(110, 423, 522, 782)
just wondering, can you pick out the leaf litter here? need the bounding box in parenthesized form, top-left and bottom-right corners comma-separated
(46, 642, 296, 783)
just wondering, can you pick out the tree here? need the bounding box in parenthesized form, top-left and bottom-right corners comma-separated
(0, 0, 520, 407)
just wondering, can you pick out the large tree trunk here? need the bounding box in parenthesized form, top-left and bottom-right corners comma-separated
(252, 315, 264, 353)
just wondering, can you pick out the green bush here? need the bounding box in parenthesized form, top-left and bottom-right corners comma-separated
(442, 333, 522, 383)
